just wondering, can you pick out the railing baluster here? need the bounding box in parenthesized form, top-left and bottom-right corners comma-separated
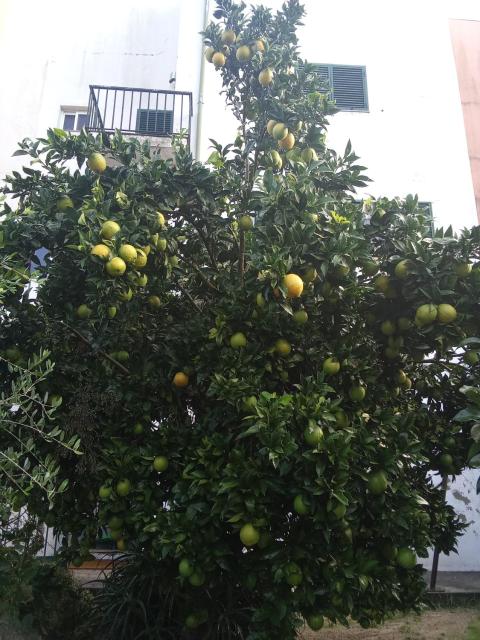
(129, 90, 134, 133)
(111, 89, 117, 131)
(120, 89, 126, 132)
(155, 90, 159, 137)
(103, 88, 109, 130)
(146, 91, 151, 135)
(181, 94, 184, 134)
(163, 92, 167, 136)
(172, 91, 176, 137)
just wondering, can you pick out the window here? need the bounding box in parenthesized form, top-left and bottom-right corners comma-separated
(136, 109, 173, 136)
(311, 64, 368, 111)
(61, 109, 88, 131)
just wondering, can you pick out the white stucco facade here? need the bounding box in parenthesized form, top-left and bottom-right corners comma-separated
(1, 0, 479, 571)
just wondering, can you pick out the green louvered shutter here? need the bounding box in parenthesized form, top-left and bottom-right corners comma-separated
(331, 65, 368, 111)
(309, 64, 368, 111)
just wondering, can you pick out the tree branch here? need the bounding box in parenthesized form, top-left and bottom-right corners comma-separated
(61, 322, 129, 375)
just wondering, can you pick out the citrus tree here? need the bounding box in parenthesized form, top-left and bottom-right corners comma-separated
(1, 0, 480, 637)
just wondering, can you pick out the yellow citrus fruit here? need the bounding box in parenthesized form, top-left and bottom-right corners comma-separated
(283, 273, 304, 298)
(455, 262, 472, 278)
(301, 148, 318, 163)
(278, 132, 295, 150)
(374, 274, 390, 293)
(266, 119, 277, 135)
(275, 338, 291, 356)
(221, 29, 236, 44)
(173, 371, 189, 388)
(230, 332, 247, 348)
(134, 250, 148, 269)
(107, 306, 117, 319)
(87, 152, 107, 174)
(118, 244, 137, 263)
(90, 244, 110, 260)
(394, 259, 412, 279)
(148, 295, 161, 308)
(236, 45, 251, 62)
(204, 46, 215, 62)
(269, 149, 283, 170)
(157, 212, 166, 227)
(272, 123, 288, 140)
(101, 220, 120, 239)
(254, 39, 265, 52)
(437, 303, 457, 324)
(212, 52, 226, 67)
(258, 68, 273, 86)
(142, 244, 151, 256)
(57, 195, 73, 210)
(106, 257, 126, 277)
(153, 456, 169, 472)
(415, 303, 438, 326)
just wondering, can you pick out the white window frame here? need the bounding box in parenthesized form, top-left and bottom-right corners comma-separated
(59, 106, 88, 132)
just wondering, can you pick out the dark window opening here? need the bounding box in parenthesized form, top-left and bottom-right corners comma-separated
(136, 109, 173, 135)
(63, 114, 75, 130)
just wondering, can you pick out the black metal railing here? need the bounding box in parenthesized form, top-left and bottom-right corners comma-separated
(87, 85, 193, 148)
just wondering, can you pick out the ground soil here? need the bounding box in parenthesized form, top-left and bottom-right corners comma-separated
(299, 609, 480, 640)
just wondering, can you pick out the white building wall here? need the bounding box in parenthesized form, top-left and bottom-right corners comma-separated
(0, 0, 479, 571)
(0, 0, 184, 177)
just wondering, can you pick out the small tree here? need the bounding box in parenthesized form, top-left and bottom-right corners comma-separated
(1, 1, 480, 637)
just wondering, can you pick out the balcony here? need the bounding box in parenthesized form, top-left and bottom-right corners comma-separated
(86, 84, 193, 150)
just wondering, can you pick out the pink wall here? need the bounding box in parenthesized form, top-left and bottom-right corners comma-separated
(450, 19, 480, 222)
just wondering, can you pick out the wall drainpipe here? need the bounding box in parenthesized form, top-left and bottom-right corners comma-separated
(195, 0, 210, 161)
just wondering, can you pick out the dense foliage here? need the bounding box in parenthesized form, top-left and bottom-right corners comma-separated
(1, 0, 480, 637)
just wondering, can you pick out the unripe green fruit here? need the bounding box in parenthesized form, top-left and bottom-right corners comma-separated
(179, 558, 194, 577)
(76, 304, 92, 319)
(293, 494, 309, 514)
(239, 215, 253, 231)
(367, 470, 388, 495)
(293, 309, 308, 324)
(116, 479, 131, 497)
(153, 456, 168, 472)
(323, 357, 340, 375)
(230, 332, 247, 348)
(304, 423, 323, 446)
(349, 385, 366, 401)
(240, 523, 260, 546)
(396, 548, 417, 569)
